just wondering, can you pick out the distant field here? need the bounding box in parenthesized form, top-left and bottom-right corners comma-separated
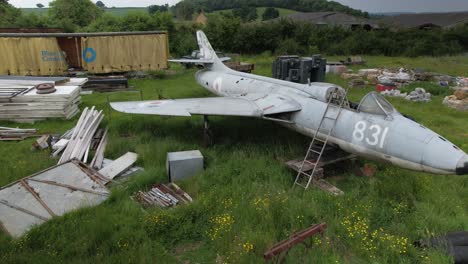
(21, 7, 148, 16)
(211, 7, 297, 21)
(21, 8, 48, 15)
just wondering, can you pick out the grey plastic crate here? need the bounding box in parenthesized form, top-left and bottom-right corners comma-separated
(166, 150, 204, 182)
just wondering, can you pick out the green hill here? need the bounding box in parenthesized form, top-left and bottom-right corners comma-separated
(211, 7, 297, 21)
(176, 0, 368, 18)
(21, 7, 148, 17)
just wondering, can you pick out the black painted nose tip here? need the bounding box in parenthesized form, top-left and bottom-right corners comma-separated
(456, 156, 468, 175)
(456, 165, 468, 175)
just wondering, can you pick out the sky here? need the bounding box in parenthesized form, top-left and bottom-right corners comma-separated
(8, 0, 468, 13)
(334, 0, 468, 13)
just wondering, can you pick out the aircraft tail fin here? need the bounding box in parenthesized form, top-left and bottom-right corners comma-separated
(195, 30, 230, 71)
(169, 31, 230, 71)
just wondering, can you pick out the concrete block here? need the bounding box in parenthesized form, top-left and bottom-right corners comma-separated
(167, 150, 204, 182)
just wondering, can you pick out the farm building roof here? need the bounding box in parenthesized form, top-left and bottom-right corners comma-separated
(0, 31, 167, 38)
(379, 12, 468, 29)
(282, 12, 379, 28)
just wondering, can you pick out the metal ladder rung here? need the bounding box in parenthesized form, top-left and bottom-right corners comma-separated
(295, 182, 308, 188)
(324, 116, 337, 120)
(318, 129, 331, 135)
(309, 149, 322, 155)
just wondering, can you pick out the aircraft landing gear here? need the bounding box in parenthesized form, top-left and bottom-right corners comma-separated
(203, 115, 214, 147)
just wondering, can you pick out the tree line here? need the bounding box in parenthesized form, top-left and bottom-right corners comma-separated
(202, 14, 468, 57)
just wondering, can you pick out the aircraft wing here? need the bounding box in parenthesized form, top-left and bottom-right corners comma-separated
(110, 93, 301, 117)
(168, 59, 215, 64)
(219, 57, 231, 62)
(168, 57, 230, 64)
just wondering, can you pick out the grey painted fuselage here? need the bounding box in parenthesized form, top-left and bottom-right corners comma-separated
(195, 67, 468, 175)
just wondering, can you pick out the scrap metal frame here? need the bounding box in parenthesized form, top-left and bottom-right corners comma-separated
(264, 223, 327, 263)
(0, 159, 110, 237)
(19, 179, 56, 217)
(0, 87, 34, 101)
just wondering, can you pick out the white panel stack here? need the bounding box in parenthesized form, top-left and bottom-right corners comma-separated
(58, 107, 104, 164)
(0, 78, 87, 123)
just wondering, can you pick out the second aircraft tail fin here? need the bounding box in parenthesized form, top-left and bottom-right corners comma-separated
(169, 31, 230, 71)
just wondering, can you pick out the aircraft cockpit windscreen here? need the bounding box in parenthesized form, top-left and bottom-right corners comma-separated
(358, 92, 395, 115)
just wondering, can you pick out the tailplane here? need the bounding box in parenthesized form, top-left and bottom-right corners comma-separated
(169, 31, 230, 71)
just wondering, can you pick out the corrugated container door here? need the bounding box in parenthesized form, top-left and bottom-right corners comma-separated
(0, 37, 68, 76)
(81, 34, 169, 74)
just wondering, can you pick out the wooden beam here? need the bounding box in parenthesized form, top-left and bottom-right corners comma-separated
(0, 199, 49, 221)
(19, 180, 56, 217)
(27, 179, 109, 196)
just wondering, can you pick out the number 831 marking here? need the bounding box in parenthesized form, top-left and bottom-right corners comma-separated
(353, 121, 389, 148)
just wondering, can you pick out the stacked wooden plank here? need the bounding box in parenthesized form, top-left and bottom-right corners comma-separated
(90, 128, 108, 169)
(135, 183, 192, 208)
(97, 152, 137, 182)
(0, 77, 88, 123)
(0, 126, 38, 141)
(58, 107, 104, 164)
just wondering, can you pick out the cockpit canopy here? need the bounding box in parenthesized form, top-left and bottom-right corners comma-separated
(358, 92, 395, 116)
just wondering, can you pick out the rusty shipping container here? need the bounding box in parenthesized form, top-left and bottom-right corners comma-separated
(0, 31, 169, 76)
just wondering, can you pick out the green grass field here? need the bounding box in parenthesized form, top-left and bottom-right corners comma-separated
(0, 56, 467, 263)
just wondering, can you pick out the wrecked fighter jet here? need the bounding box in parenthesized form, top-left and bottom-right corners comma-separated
(111, 31, 468, 177)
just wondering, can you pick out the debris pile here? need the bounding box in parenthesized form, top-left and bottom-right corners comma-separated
(456, 77, 468, 88)
(358, 69, 380, 76)
(443, 87, 468, 111)
(102, 158, 143, 180)
(0, 77, 88, 123)
(264, 223, 327, 261)
(82, 76, 130, 93)
(380, 89, 407, 98)
(98, 152, 138, 183)
(405, 88, 432, 102)
(348, 78, 366, 88)
(376, 83, 397, 92)
(378, 68, 412, 87)
(340, 73, 361, 80)
(135, 183, 192, 208)
(0, 126, 38, 141)
(381, 88, 431, 102)
(32, 135, 51, 150)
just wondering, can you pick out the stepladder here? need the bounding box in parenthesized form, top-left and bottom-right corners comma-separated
(293, 87, 350, 191)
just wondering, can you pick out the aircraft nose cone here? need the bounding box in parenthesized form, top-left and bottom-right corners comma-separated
(456, 155, 468, 175)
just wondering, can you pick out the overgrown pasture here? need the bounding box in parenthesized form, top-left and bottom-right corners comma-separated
(0, 56, 467, 263)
